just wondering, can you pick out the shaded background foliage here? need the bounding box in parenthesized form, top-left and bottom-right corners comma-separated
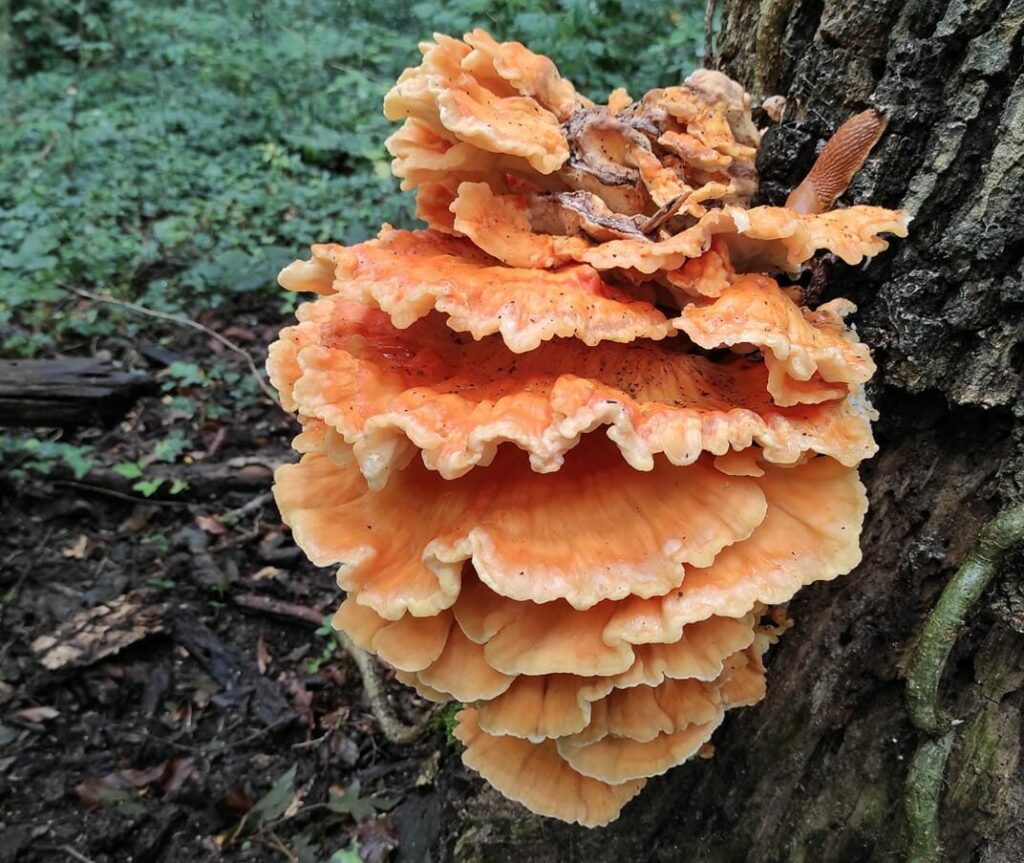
(0, 4, 710, 861)
(0, 0, 704, 355)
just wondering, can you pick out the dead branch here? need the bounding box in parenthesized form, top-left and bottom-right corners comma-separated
(62, 286, 280, 406)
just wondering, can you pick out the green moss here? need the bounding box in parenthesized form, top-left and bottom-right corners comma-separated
(438, 701, 465, 745)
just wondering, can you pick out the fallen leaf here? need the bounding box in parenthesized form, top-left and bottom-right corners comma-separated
(118, 507, 154, 534)
(160, 757, 197, 794)
(357, 816, 398, 863)
(223, 325, 256, 342)
(76, 759, 196, 812)
(61, 535, 90, 559)
(249, 765, 297, 825)
(118, 764, 167, 788)
(251, 566, 282, 581)
(30, 591, 169, 671)
(14, 706, 59, 723)
(327, 780, 397, 822)
(256, 635, 272, 674)
(286, 678, 313, 724)
(196, 514, 228, 535)
(75, 775, 126, 808)
(73, 773, 146, 817)
(220, 786, 255, 819)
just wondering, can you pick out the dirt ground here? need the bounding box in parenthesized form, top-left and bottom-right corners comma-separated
(0, 308, 457, 863)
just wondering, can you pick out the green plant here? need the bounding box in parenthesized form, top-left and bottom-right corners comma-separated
(437, 700, 464, 745)
(306, 619, 338, 674)
(0, 0, 703, 357)
(0, 435, 95, 479)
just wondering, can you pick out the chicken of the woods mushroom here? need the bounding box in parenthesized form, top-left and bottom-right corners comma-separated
(268, 31, 907, 827)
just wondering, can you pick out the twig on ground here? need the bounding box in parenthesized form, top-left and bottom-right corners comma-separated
(210, 526, 263, 553)
(52, 479, 187, 507)
(232, 593, 324, 626)
(59, 846, 99, 863)
(232, 592, 439, 744)
(221, 491, 275, 525)
(142, 716, 293, 755)
(62, 285, 280, 406)
(262, 832, 298, 863)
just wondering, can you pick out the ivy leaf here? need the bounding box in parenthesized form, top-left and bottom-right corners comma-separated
(153, 432, 191, 463)
(113, 462, 144, 479)
(249, 764, 297, 826)
(1, 226, 58, 271)
(61, 447, 94, 479)
(326, 844, 362, 863)
(132, 478, 164, 497)
(327, 779, 397, 821)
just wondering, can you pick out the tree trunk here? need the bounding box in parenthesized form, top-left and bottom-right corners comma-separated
(410, 2, 1024, 861)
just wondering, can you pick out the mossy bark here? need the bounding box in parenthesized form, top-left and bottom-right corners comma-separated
(419, 2, 1024, 860)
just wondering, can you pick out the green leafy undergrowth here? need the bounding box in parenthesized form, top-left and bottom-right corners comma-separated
(1, 0, 703, 356)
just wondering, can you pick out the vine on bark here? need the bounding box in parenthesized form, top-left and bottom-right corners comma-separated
(904, 502, 1024, 861)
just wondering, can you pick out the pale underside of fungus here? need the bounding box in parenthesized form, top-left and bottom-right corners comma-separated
(268, 31, 907, 827)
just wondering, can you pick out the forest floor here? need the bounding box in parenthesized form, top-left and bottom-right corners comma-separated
(0, 2, 708, 860)
(0, 309, 462, 863)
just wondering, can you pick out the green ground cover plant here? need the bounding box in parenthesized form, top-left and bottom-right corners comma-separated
(1, 0, 703, 355)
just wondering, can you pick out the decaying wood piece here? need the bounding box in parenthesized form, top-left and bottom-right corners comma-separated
(437, 1, 1024, 859)
(0, 357, 155, 428)
(30, 590, 170, 670)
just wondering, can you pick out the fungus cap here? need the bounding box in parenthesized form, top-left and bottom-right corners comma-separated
(266, 30, 894, 828)
(279, 228, 676, 353)
(450, 182, 909, 274)
(273, 436, 771, 617)
(454, 709, 647, 828)
(267, 296, 878, 491)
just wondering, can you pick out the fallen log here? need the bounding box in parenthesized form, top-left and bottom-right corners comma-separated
(0, 357, 156, 428)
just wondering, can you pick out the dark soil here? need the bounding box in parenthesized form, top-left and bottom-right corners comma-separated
(0, 309, 451, 863)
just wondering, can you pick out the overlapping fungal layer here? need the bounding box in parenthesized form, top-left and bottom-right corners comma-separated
(269, 31, 906, 827)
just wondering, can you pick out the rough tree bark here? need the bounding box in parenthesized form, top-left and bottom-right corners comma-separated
(413, 2, 1024, 860)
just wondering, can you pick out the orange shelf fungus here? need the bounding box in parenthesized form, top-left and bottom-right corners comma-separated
(269, 31, 906, 827)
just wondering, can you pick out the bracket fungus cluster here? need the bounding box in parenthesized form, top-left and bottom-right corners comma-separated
(269, 31, 907, 827)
